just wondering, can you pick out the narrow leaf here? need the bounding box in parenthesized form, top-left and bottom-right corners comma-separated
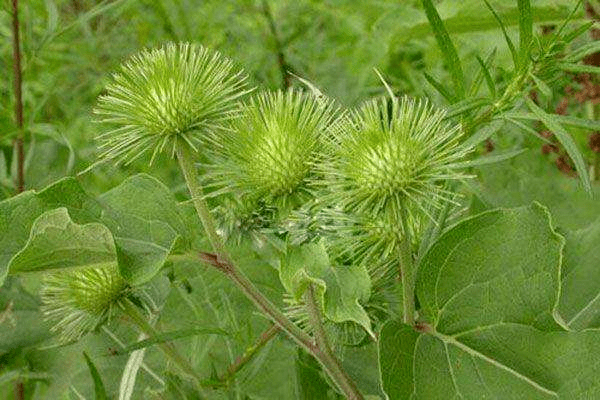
(423, 72, 455, 102)
(452, 149, 526, 169)
(530, 73, 552, 98)
(566, 41, 600, 63)
(421, 0, 465, 99)
(506, 111, 600, 131)
(483, 0, 518, 67)
(518, 0, 533, 70)
(83, 352, 108, 400)
(559, 63, 600, 75)
(462, 119, 504, 149)
(526, 98, 592, 194)
(476, 54, 496, 97)
(118, 328, 227, 354)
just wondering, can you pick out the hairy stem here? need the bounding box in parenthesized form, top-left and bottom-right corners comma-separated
(11, 0, 24, 193)
(304, 285, 364, 400)
(399, 211, 415, 326)
(120, 300, 206, 395)
(175, 142, 314, 352)
(218, 324, 280, 385)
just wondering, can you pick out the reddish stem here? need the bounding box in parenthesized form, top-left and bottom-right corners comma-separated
(12, 0, 25, 193)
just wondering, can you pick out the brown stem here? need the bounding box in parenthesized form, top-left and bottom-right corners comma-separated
(261, 0, 291, 88)
(14, 381, 24, 400)
(11, 0, 25, 193)
(219, 324, 280, 385)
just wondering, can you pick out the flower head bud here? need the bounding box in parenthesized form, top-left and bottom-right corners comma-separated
(41, 265, 128, 342)
(321, 96, 470, 222)
(94, 43, 249, 165)
(207, 89, 337, 210)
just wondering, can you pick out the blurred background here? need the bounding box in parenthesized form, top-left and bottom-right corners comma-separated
(1, 0, 597, 199)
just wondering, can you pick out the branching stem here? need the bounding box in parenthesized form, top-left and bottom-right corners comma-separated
(120, 299, 206, 396)
(304, 285, 364, 400)
(218, 324, 280, 385)
(176, 141, 364, 398)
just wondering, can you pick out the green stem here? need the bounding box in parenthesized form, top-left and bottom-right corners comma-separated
(120, 300, 206, 396)
(304, 285, 364, 400)
(218, 324, 280, 386)
(175, 142, 315, 353)
(398, 211, 415, 326)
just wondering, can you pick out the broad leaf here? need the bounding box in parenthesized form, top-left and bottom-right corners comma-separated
(279, 242, 373, 335)
(378, 204, 600, 399)
(8, 208, 116, 274)
(418, 203, 563, 332)
(97, 174, 191, 284)
(0, 178, 103, 284)
(557, 217, 600, 330)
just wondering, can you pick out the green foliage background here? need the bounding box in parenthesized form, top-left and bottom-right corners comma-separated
(1, 0, 599, 399)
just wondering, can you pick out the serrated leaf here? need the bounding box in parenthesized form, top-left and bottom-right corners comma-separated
(565, 41, 600, 63)
(526, 99, 591, 195)
(83, 352, 109, 400)
(462, 119, 504, 149)
(279, 242, 373, 335)
(8, 208, 117, 274)
(530, 73, 552, 98)
(557, 218, 600, 330)
(421, 0, 465, 100)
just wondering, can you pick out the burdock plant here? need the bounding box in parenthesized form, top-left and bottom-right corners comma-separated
(320, 96, 470, 324)
(41, 264, 128, 342)
(206, 89, 338, 236)
(93, 43, 365, 399)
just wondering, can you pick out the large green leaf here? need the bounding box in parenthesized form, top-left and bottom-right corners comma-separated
(97, 173, 192, 244)
(8, 208, 116, 274)
(279, 241, 373, 335)
(98, 174, 190, 284)
(418, 203, 563, 332)
(381, 321, 600, 399)
(0, 177, 103, 284)
(378, 204, 585, 399)
(557, 217, 600, 330)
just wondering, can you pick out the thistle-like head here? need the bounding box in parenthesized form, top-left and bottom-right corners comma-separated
(41, 265, 129, 342)
(207, 89, 338, 211)
(94, 42, 249, 164)
(321, 96, 470, 224)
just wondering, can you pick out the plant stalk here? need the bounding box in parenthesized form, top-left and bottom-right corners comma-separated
(175, 142, 314, 353)
(304, 285, 364, 400)
(176, 142, 364, 398)
(398, 211, 415, 326)
(218, 324, 280, 385)
(120, 299, 206, 395)
(11, 0, 25, 194)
